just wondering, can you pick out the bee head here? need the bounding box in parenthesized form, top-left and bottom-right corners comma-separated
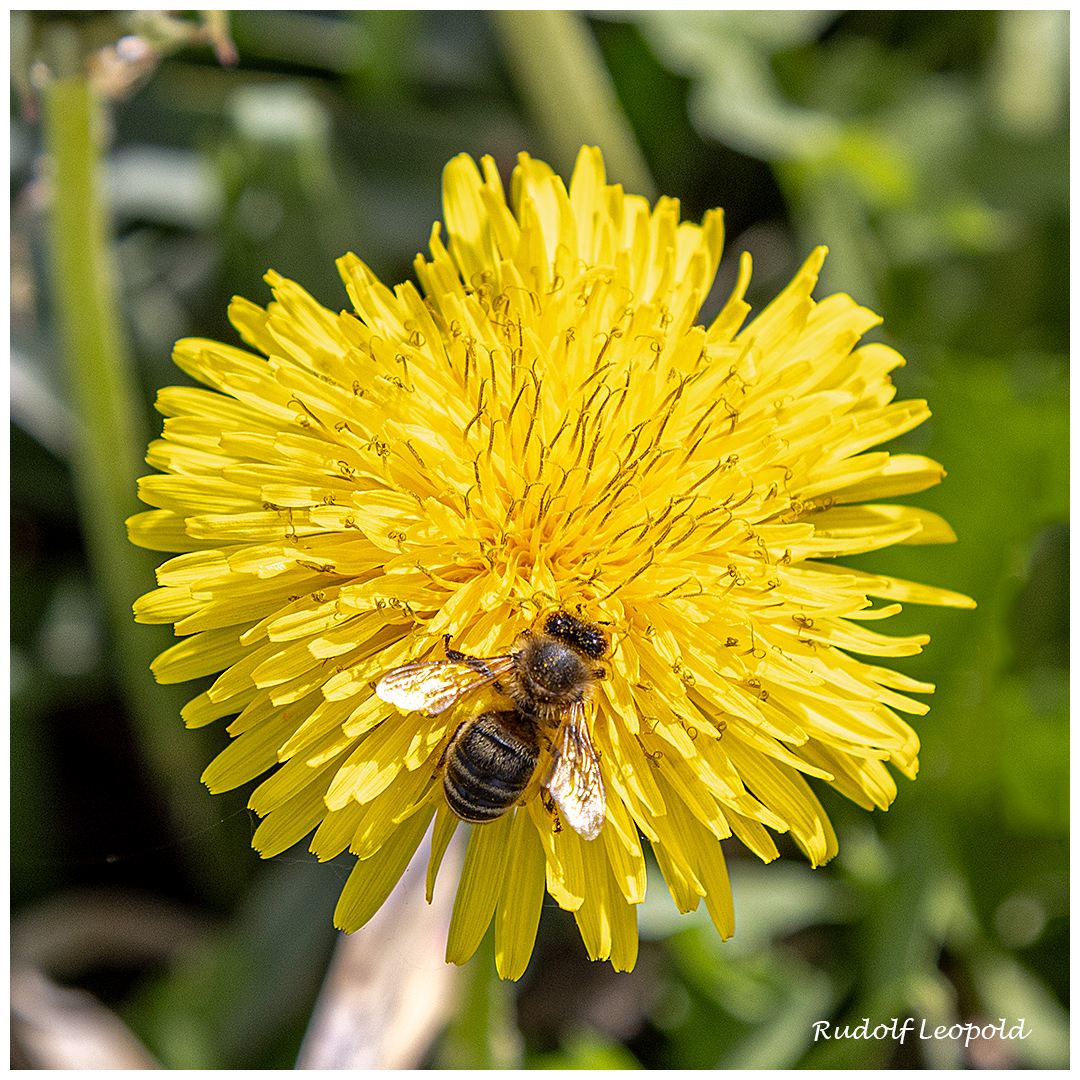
(543, 611, 608, 660)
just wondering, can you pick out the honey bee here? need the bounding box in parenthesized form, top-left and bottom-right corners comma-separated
(375, 612, 608, 840)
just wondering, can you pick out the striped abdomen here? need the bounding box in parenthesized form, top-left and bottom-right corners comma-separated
(442, 712, 539, 823)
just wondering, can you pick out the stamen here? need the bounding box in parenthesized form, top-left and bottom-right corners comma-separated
(472, 457, 484, 502)
(487, 342, 499, 398)
(546, 413, 572, 454)
(601, 546, 656, 599)
(504, 377, 528, 433)
(461, 379, 488, 446)
(520, 379, 541, 464)
(404, 440, 426, 470)
(593, 482, 642, 533)
(685, 396, 722, 442)
(584, 425, 605, 473)
(462, 337, 476, 392)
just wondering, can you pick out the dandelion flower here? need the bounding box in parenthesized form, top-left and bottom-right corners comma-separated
(130, 146, 974, 979)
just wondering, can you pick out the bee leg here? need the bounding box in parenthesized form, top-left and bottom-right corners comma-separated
(442, 636, 504, 686)
(443, 632, 486, 667)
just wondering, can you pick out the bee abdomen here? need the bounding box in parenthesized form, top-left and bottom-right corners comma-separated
(443, 712, 538, 823)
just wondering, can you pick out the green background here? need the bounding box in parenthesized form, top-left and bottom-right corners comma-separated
(11, 10, 1068, 1069)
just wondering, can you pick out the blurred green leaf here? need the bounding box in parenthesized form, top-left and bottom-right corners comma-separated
(854, 353, 1067, 819)
(216, 82, 354, 313)
(993, 672, 1068, 832)
(637, 11, 841, 163)
(969, 949, 1070, 1068)
(432, 927, 522, 1069)
(530, 1027, 643, 1069)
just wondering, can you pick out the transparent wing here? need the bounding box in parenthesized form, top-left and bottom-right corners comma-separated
(375, 653, 514, 716)
(544, 703, 606, 840)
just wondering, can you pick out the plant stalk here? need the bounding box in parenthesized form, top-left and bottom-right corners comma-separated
(41, 34, 242, 901)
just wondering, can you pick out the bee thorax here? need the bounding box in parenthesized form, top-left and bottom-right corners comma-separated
(512, 637, 593, 708)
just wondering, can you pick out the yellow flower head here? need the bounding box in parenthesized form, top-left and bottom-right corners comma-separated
(131, 147, 974, 979)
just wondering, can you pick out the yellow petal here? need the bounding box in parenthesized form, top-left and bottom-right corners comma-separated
(494, 809, 547, 980)
(334, 807, 434, 933)
(445, 814, 514, 966)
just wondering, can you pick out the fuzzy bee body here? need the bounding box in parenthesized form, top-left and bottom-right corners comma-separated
(442, 711, 539, 823)
(375, 612, 608, 839)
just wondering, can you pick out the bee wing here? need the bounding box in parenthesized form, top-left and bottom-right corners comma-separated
(544, 704, 606, 841)
(375, 654, 514, 716)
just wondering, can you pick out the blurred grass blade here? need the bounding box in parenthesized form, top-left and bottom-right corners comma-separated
(297, 831, 465, 1069)
(12, 964, 160, 1070)
(491, 10, 655, 198)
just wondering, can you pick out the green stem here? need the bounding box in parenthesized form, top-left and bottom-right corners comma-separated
(490, 10, 656, 199)
(434, 925, 523, 1068)
(41, 43, 242, 901)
